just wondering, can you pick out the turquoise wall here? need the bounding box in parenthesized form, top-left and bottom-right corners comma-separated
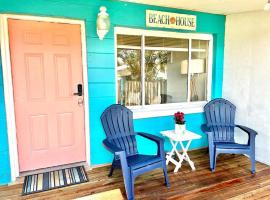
(0, 0, 225, 185)
(0, 51, 11, 184)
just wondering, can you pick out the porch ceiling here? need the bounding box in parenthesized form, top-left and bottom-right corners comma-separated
(121, 0, 267, 15)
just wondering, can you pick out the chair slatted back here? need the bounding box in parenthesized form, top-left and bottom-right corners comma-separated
(204, 98, 236, 142)
(101, 104, 138, 156)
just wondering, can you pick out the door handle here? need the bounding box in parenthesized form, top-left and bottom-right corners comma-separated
(73, 84, 83, 96)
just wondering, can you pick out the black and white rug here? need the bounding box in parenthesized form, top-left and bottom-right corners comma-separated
(22, 166, 88, 195)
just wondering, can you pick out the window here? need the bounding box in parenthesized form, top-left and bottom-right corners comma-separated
(116, 28, 213, 117)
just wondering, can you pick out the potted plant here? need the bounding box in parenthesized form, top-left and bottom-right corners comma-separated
(174, 111, 186, 134)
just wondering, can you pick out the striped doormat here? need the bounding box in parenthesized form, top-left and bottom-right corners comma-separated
(22, 166, 88, 195)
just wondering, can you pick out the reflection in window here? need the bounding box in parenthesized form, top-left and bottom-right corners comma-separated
(190, 39, 209, 101)
(144, 50, 188, 105)
(117, 49, 141, 106)
(145, 36, 189, 49)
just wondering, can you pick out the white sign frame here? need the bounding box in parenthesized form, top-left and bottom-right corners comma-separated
(146, 10, 197, 31)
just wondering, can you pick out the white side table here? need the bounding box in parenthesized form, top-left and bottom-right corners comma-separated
(160, 130, 202, 173)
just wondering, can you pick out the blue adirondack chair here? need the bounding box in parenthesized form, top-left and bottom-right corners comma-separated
(201, 98, 257, 174)
(101, 104, 170, 200)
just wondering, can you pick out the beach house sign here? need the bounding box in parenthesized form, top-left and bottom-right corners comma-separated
(146, 10, 197, 31)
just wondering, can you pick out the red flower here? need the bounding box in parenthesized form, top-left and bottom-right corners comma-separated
(174, 111, 185, 124)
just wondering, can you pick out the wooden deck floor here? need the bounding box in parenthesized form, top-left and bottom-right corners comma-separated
(1, 149, 270, 200)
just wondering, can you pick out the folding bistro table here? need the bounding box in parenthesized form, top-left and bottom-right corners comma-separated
(161, 130, 202, 173)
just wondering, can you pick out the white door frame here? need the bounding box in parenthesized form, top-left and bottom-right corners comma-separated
(0, 14, 91, 182)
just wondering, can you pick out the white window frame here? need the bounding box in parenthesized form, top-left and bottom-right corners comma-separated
(114, 27, 213, 119)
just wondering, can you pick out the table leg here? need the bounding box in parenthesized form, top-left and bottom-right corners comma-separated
(166, 138, 196, 172)
(173, 144, 185, 173)
(179, 140, 196, 171)
(166, 139, 178, 166)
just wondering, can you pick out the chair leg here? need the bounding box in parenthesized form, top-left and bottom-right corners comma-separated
(108, 165, 115, 177)
(125, 174, 135, 200)
(209, 153, 214, 171)
(209, 147, 216, 172)
(162, 162, 170, 187)
(108, 159, 117, 177)
(130, 175, 135, 200)
(211, 151, 217, 172)
(122, 171, 134, 200)
(250, 152, 256, 174)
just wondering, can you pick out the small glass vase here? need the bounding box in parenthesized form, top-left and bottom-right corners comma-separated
(175, 123, 186, 134)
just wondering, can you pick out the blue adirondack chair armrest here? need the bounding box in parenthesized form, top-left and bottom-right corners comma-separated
(201, 124, 215, 148)
(137, 132, 164, 144)
(201, 124, 212, 134)
(137, 132, 165, 156)
(235, 125, 258, 136)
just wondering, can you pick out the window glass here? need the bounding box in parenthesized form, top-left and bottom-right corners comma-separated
(117, 34, 141, 47)
(145, 50, 188, 105)
(190, 39, 209, 101)
(116, 33, 211, 107)
(145, 36, 188, 49)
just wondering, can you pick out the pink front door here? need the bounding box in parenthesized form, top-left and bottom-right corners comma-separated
(8, 19, 86, 172)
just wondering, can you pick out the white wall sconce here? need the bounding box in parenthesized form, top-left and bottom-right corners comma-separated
(96, 6, 110, 40)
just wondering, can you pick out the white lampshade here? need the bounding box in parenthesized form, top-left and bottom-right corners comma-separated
(96, 6, 110, 40)
(180, 59, 205, 74)
(264, 0, 270, 11)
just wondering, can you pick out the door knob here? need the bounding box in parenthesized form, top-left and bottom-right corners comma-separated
(73, 84, 83, 96)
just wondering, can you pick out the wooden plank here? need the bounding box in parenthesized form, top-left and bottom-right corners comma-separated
(0, 149, 269, 200)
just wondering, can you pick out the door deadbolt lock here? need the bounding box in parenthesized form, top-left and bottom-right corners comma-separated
(74, 84, 83, 96)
